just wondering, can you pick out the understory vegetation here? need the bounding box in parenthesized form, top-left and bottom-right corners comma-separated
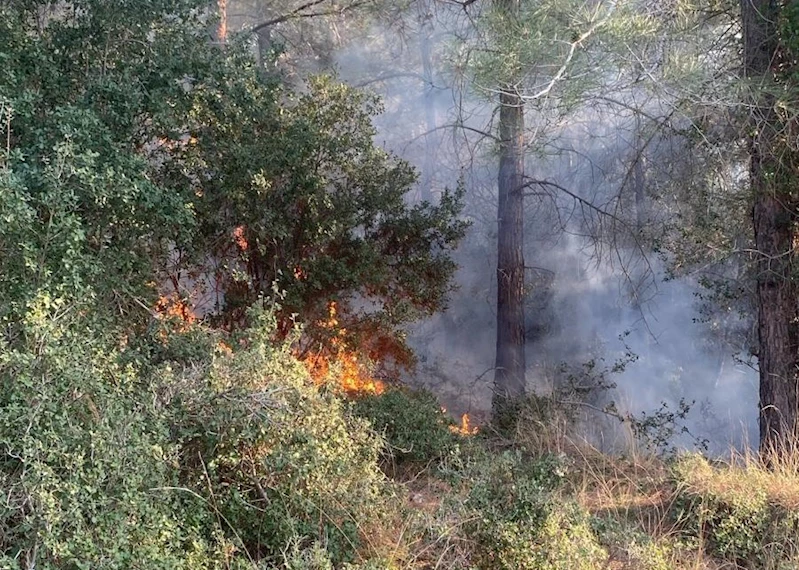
(4, 0, 799, 568)
(4, 303, 799, 569)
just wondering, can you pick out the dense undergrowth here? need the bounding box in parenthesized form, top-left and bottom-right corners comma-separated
(3, 305, 799, 569)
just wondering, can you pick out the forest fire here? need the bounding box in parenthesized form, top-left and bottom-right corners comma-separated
(155, 294, 196, 329)
(300, 301, 386, 396)
(451, 413, 479, 436)
(303, 349, 386, 396)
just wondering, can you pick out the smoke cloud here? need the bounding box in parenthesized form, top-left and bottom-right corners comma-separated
(235, 1, 759, 453)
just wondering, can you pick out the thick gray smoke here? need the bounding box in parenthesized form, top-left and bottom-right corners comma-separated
(261, 2, 759, 453)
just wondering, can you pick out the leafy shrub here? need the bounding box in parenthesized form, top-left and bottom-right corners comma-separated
(463, 451, 606, 570)
(282, 541, 392, 570)
(174, 309, 395, 566)
(0, 301, 398, 569)
(672, 454, 799, 568)
(352, 387, 458, 465)
(0, 303, 229, 569)
(591, 517, 671, 570)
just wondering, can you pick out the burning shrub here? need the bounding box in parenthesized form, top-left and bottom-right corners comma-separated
(177, 307, 396, 566)
(299, 301, 387, 396)
(0, 297, 400, 569)
(352, 387, 459, 466)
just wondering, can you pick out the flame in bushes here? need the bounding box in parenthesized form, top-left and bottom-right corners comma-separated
(442, 407, 479, 436)
(451, 413, 479, 435)
(232, 225, 248, 251)
(155, 294, 196, 328)
(301, 301, 386, 396)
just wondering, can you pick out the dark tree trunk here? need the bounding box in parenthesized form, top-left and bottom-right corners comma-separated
(493, 81, 526, 415)
(742, 0, 799, 452)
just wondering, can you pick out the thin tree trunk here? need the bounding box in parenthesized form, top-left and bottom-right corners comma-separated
(217, 0, 227, 43)
(632, 118, 646, 231)
(741, 0, 799, 453)
(493, 0, 526, 415)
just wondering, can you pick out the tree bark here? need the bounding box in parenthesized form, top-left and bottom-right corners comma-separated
(493, 0, 526, 415)
(217, 0, 228, 43)
(742, 0, 799, 452)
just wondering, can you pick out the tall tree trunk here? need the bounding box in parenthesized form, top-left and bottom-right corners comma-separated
(217, 0, 227, 43)
(493, 0, 526, 416)
(494, 89, 526, 414)
(742, 0, 799, 453)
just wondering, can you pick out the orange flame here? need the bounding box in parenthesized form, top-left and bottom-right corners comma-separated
(155, 294, 196, 329)
(216, 340, 233, 356)
(233, 225, 248, 251)
(300, 301, 386, 396)
(450, 413, 479, 436)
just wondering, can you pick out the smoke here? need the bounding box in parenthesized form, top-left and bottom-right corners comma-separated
(231, 1, 759, 453)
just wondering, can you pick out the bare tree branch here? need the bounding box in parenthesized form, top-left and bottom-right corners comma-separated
(522, 178, 623, 224)
(250, 0, 369, 33)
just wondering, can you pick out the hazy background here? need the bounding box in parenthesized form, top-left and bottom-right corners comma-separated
(230, 1, 758, 453)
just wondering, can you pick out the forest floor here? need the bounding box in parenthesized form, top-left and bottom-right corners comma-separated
(373, 419, 799, 570)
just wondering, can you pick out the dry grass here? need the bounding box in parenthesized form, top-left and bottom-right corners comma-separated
(365, 416, 799, 570)
(677, 446, 799, 510)
(566, 443, 760, 570)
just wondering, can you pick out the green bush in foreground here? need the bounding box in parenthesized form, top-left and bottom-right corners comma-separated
(0, 302, 396, 568)
(590, 517, 671, 570)
(464, 451, 606, 570)
(352, 387, 458, 465)
(0, 302, 228, 569)
(672, 454, 799, 569)
(178, 310, 393, 566)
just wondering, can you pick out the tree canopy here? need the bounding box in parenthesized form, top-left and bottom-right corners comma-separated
(0, 0, 466, 366)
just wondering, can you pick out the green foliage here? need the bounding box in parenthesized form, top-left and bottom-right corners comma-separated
(0, 0, 466, 365)
(0, 301, 230, 569)
(0, 0, 467, 567)
(352, 388, 458, 465)
(176, 63, 467, 352)
(282, 541, 391, 570)
(463, 451, 605, 570)
(672, 454, 799, 568)
(591, 517, 672, 570)
(0, 0, 221, 330)
(175, 308, 394, 566)
(460, 0, 653, 113)
(0, 297, 397, 568)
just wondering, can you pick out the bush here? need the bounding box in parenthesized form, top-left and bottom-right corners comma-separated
(672, 454, 799, 568)
(463, 451, 606, 570)
(352, 387, 458, 465)
(591, 517, 671, 570)
(492, 392, 578, 453)
(0, 302, 398, 569)
(0, 302, 228, 569)
(174, 309, 396, 566)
